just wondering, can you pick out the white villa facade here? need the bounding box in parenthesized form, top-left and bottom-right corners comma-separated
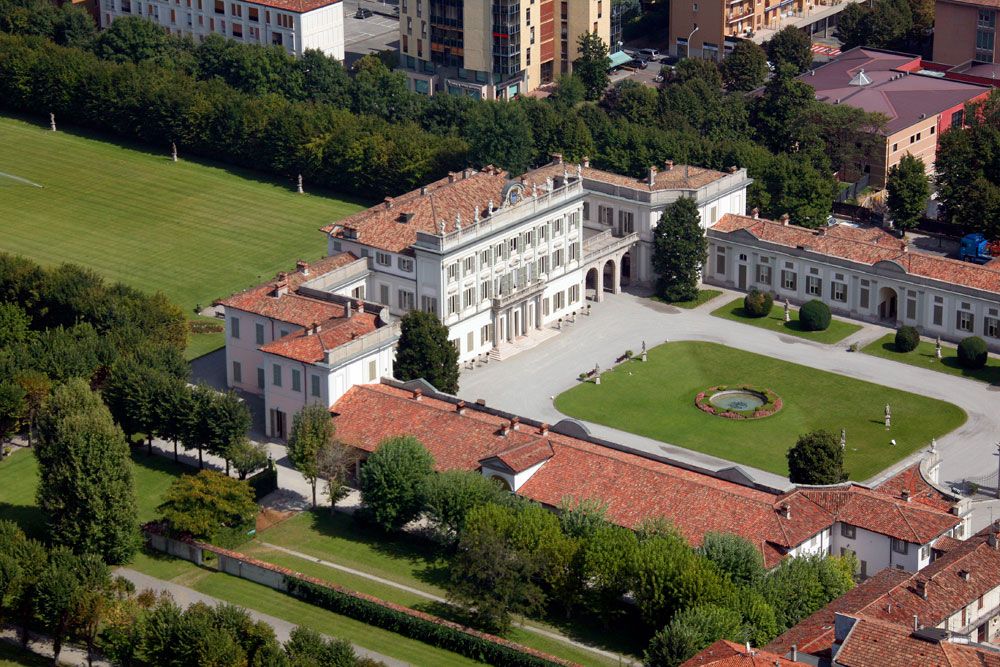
(216, 254, 398, 439)
(707, 213, 1000, 351)
(100, 0, 345, 59)
(323, 158, 753, 362)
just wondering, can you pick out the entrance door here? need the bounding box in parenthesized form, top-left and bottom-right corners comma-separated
(270, 409, 287, 440)
(879, 288, 898, 321)
(738, 264, 747, 290)
(513, 310, 521, 338)
(978, 624, 987, 642)
(498, 315, 507, 342)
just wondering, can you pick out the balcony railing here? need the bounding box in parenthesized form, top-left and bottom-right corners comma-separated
(583, 230, 639, 260)
(492, 279, 547, 310)
(322, 324, 400, 367)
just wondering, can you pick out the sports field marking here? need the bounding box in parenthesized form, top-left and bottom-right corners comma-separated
(0, 171, 43, 188)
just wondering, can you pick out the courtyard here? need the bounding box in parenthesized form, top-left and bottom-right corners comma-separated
(553, 341, 965, 480)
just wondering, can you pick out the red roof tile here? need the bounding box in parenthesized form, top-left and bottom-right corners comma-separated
(249, 0, 341, 13)
(681, 640, 812, 666)
(260, 312, 378, 364)
(486, 440, 556, 473)
(711, 214, 1000, 295)
(834, 617, 1000, 667)
(875, 464, 957, 513)
(531, 161, 731, 192)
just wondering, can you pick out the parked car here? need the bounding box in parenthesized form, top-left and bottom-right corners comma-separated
(637, 48, 661, 62)
(355, 7, 372, 18)
(631, 58, 649, 70)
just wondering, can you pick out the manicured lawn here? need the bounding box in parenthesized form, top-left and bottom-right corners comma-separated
(651, 289, 724, 309)
(0, 115, 364, 357)
(711, 297, 863, 344)
(554, 341, 966, 480)
(0, 446, 195, 539)
(861, 334, 1000, 385)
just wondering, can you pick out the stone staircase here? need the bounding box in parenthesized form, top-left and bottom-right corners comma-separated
(488, 326, 561, 361)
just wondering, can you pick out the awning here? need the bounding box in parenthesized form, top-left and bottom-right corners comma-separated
(608, 51, 632, 69)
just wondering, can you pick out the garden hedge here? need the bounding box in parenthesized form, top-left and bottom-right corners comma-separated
(284, 578, 568, 667)
(958, 336, 988, 369)
(798, 300, 831, 331)
(894, 326, 920, 353)
(743, 288, 774, 318)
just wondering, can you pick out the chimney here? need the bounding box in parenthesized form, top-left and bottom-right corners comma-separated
(780, 213, 790, 226)
(475, 398, 486, 407)
(902, 489, 911, 502)
(959, 570, 971, 582)
(779, 503, 792, 519)
(345, 300, 352, 318)
(648, 166, 658, 187)
(916, 580, 928, 599)
(551, 153, 563, 164)
(273, 273, 289, 297)
(791, 645, 798, 661)
(296, 260, 310, 275)
(914, 615, 920, 631)
(539, 423, 549, 436)
(448, 172, 457, 183)
(384, 197, 394, 209)
(412, 389, 423, 401)
(500, 422, 510, 437)
(729, 165, 738, 173)
(989, 530, 999, 549)
(510, 416, 520, 431)
(420, 186, 428, 195)
(463, 168, 472, 178)
(665, 160, 674, 171)
(308, 321, 319, 336)
(901, 241, 909, 253)
(355, 298, 364, 315)
(817, 225, 826, 236)
(582, 156, 590, 168)
(455, 400, 467, 415)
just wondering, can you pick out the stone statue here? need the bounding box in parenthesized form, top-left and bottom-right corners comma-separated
(935, 337, 942, 359)
(171, 142, 178, 162)
(840, 428, 846, 449)
(473, 206, 480, 223)
(577, 163, 583, 178)
(488, 200, 494, 215)
(455, 212, 462, 231)
(49, 112, 56, 132)
(641, 340, 648, 362)
(884, 404, 891, 430)
(297, 174, 303, 194)
(784, 299, 791, 323)
(437, 220, 446, 235)
(545, 176, 553, 191)
(594, 363, 601, 385)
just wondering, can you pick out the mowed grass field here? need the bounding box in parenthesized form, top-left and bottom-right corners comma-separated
(554, 341, 966, 480)
(0, 114, 364, 334)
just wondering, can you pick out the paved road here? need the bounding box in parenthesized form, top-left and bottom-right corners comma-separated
(459, 288, 1000, 493)
(117, 568, 407, 667)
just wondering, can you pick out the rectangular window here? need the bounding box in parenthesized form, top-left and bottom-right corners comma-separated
(831, 281, 847, 303)
(376, 251, 391, 266)
(841, 523, 856, 539)
(257, 367, 265, 390)
(598, 205, 613, 226)
(397, 290, 415, 311)
(272, 364, 282, 387)
(920, 545, 929, 560)
(552, 249, 564, 268)
(957, 310, 974, 332)
(480, 323, 493, 345)
(466, 331, 474, 352)
(291, 368, 301, 392)
(463, 287, 475, 309)
(480, 280, 491, 300)
(230, 316, 240, 339)
(255, 322, 264, 345)
(447, 294, 460, 315)
(379, 284, 389, 305)
(397, 257, 414, 272)
(553, 218, 562, 235)
(617, 210, 634, 235)
(756, 264, 772, 286)
(447, 263, 459, 282)
(906, 294, 917, 320)
(715, 249, 726, 275)
(891, 538, 909, 555)
(421, 295, 438, 313)
(806, 275, 822, 296)
(463, 256, 476, 275)
(232, 361, 242, 383)
(933, 296, 944, 326)
(480, 248, 491, 266)
(781, 270, 796, 291)
(569, 284, 579, 302)
(569, 243, 579, 262)
(368, 359, 377, 382)
(310, 374, 320, 397)
(985, 316, 999, 338)
(582, 202, 590, 220)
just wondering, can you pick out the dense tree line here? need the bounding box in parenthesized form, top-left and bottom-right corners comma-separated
(355, 437, 856, 665)
(0, 1, 883, 226)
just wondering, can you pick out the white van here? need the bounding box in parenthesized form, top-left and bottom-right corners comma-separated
(637, 48, 661, 62)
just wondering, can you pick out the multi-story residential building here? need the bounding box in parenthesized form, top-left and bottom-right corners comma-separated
(797, 48, 990, 187)
(397, 0, 611, 98)
(706, 211, 1000, 351)
(766, 520, 1000, 659)
(329, 377, 966, 571)
(100, 0, 345, 59)
(215, 254, 399, 439)
(933, 0, 999, 66)
(323, 161, 640, 362)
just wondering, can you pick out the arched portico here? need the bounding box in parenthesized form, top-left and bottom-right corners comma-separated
(878, 286, 898, 322)
(582, 242, 634, 302)
(585, 266, 602, 301)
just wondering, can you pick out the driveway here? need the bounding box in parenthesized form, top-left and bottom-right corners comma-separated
(458, 288, 1000, 493)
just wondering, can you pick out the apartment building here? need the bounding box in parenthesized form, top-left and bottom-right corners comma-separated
(707, 212, 1000, 351)
(398, 0, 611, 98)
(933, 0, 999, 66)
(798, 48, 990, 187)
(215, 254, 399, 440)
(100, 0, 345, 59)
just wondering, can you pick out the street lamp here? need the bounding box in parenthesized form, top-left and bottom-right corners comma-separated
(686, 24, 699, 59)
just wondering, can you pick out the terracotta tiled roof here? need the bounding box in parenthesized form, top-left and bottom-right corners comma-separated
(681, 640, 812, 666)
(486, 440, 556, 473)
(328, 383, 960, 569)
(764, 568, 913, 657)
(320, 168, 514, 254)
(834, 617, 1000, 667)
(790, 486, 960, 544)
(875, 464, 957, 512)
(248, 0, 341, 13)
(259, 312, 378, 364)
(531, 161, 731, 192)
(215, 252, 359, 326)
(711, 214, 1000, 295)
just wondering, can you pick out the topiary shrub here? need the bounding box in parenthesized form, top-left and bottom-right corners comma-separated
(957, 336, 988, 369)
(894, 326, 920, 353)
(742, 288, 773, 318)
(798, 300, 831, 332)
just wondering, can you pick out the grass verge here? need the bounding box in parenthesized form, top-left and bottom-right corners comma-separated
(861, 334, 1000, 385)
(711, 297, 862, 344)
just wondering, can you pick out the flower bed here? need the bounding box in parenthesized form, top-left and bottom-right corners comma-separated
(694, 385, 782, 420)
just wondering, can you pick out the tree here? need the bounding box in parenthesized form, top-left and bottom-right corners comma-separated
(0, 302, 31, 348)
(227, 437, 269, 480)
(580, 523, 638, 619)
(550, 74, 586, 108)
(756, 153, 834, 229)
(644, 604, 743, 667)
(753, 65, 818, 154)
(894, 325, 920, 353)
(765, 27, 813, 73)
(0, 381, 26, 449)
(787, 430, 847, 485)
(157, 470, 257, 543)
(358, 436, 434, 531)
(798, 299, 831, 331)
(423, 469, 511, 540)
(958, 336, 989, 369)
(652, 197, 707, 302)
(394, 310, 460, 394)
(672, 58, 723, 90)
(287, 404, 335, 507)
(463, 102, 535, 175)
(697, 533, 765, 587)
(93, 16, 171, 64)
(760, 553, 855, 630)
(203, 389, 251, 475)
(721, 41, 769, 91)
(574, 31, 611, 101)
(35, 378, 140, 564)
(886, 154, 929, 231)
(15, 370, 49, 447)
(742, 287, 773, 318)
(558, 497, 609, 540)
(447, 503, 547, 633)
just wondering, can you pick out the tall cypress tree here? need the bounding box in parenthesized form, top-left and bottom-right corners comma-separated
(652, 197, 707, 302)
(394, 310, 460, 394)
(36, 378, 139, 565)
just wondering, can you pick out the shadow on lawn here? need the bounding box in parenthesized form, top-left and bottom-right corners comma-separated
(0, 502, 46, 541)
(877, 342, 1000, 385)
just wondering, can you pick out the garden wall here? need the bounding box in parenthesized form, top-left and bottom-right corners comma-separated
(142, 530, 577, 667)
